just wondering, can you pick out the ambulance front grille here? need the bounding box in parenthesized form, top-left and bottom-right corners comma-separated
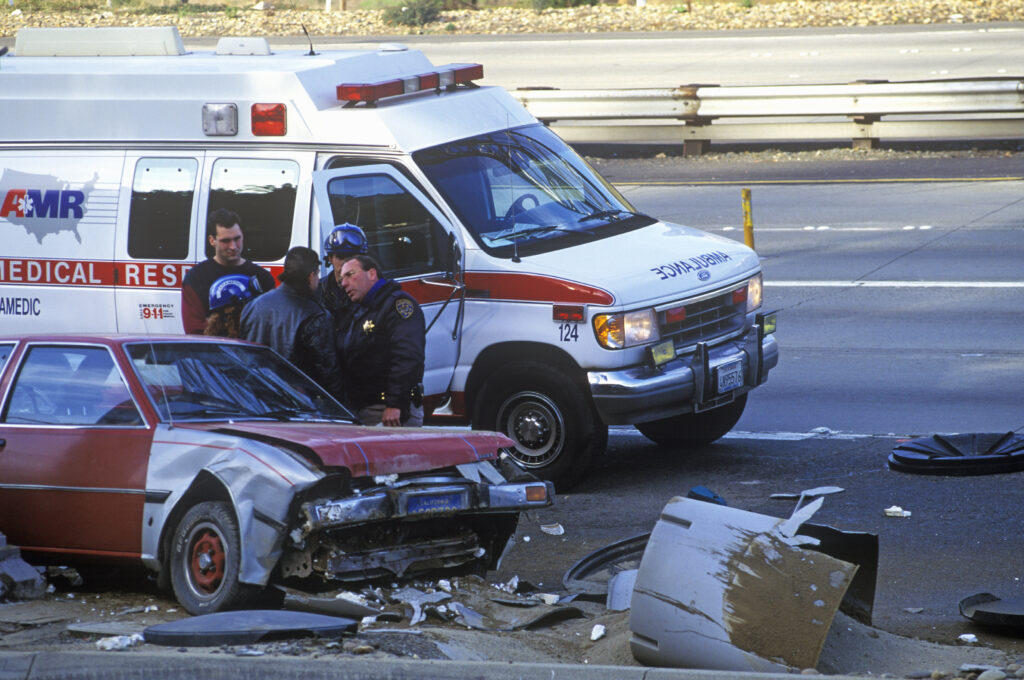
(658, 287, 747, 351)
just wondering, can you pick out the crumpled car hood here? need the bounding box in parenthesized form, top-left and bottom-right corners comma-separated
(178, 422, 514, 478)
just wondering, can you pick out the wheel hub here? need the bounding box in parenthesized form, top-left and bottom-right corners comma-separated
(515, 410, 550, 448)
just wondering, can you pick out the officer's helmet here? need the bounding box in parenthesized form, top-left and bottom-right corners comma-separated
(208, 274, 262, 312)
(323, 223, 369, 260)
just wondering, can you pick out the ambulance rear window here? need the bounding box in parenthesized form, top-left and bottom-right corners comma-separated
(206, 158, 298, 263)
(128, 158, 198, 260)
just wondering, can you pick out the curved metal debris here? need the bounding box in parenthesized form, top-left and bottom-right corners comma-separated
(889, 432, 1024, 475)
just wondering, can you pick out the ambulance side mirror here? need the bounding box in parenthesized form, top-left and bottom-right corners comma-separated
(445, 232, 461, 280)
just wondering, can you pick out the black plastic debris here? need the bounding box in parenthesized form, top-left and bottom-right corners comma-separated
(562, 533, 650, 603)
(888, 432, 1024, 475)
(959, 592, 1024, 628)
(143, 610, 357, 647)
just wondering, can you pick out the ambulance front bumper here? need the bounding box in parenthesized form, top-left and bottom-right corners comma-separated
(587, 326, 778, 426)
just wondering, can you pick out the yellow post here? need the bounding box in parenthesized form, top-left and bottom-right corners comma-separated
(741, 187, 754, 249)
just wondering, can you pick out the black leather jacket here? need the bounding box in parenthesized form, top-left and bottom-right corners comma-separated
(337, 279, 425, 418)
(240, 282, 343, 400)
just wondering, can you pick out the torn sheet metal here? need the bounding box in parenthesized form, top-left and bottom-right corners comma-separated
(629, 496, 865, 672)
(960, 592, 1024, 628)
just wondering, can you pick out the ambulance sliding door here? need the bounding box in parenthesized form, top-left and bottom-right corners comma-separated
(114, 154, 202, 333)
(0, 151, 122, 332)
(312, 165, 462, 402)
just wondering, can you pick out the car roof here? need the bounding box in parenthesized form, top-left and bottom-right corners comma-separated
(0, 334, 259, 347)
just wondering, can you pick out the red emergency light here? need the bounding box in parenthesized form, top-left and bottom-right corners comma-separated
(337, 63, 484, 104)
(252, 103, 287, 136)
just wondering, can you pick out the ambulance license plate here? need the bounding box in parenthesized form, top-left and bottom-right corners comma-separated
(716, 360, 744, 393)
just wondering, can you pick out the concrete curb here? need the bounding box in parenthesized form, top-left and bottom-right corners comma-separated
(0, 650, 874, 680)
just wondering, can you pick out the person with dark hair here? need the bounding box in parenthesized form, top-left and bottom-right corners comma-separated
(181, 208, 275, 335)
(337, 254, 425, 427)
(240, 246, 343, 400)
(203, 274, 262, 338)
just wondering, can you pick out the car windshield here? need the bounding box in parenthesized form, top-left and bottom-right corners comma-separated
(414, 124, 656, 259)
(125, 341, 352, 423)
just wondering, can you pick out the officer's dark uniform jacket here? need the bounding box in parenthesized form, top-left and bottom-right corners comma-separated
(337, 279, 425, 421)
(318, 271, 350, 317)
(240, 282, 343, 400)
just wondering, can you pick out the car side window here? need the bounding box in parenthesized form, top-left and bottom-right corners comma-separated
(323, 173, 447, 279)
(2, 346, 142, 426)
(0, 343, 13, 373)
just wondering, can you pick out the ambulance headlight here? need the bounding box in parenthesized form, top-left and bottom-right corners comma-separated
(594, 309, 660, 350)
(746, 273, 763, 313)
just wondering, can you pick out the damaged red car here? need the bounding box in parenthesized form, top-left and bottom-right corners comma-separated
(0, 335, 552, 614)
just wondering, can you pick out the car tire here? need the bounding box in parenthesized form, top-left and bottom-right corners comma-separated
(169, 500, 256, 615)
(635, 393, 748, 447)
(473, 361, 606, 491)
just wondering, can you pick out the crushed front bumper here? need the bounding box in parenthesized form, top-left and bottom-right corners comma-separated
(588, 317, 779, 425)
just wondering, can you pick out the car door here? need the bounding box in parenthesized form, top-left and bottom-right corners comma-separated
(312, 165, 462, 401)
(0, 343, 153, 559)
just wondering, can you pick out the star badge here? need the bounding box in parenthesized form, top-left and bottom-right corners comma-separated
(362, 319, 375, 334)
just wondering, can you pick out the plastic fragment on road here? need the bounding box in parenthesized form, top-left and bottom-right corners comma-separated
(95, 633, 143, 651)
(889, 432, 1024, 475)
(630, 496, 876, 672)
(143, 610, 357, 647)
(770, 486, 845, 501)
(541, 523, 565, 536)
(958, 633, 979, 644)
(591, 624, 606, 641)
(884, 505, 912, 518)
(959, 592, 1024, 629)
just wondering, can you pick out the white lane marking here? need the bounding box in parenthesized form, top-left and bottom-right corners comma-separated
(720, 226, 935, 232)
(611, 428, 904, 441)
(767, 280, 1024, 288)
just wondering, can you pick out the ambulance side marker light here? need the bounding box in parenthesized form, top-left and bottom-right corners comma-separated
(252, 103, 287, 136)
(337, 63, 483, 104)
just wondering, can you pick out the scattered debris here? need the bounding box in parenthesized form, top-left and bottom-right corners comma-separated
(889, 433, 1024, 475)
(629, 495, 877, 672)
(95, 633, 143, 651)
(540, 523, 565, 536)
(770, 486, 845, 502)
(0, 533, 47, 602)
(960, 592, 1024, 628)
(904, 607, 925, 614)
(562, 533, 649, 603)
(143, 610, 357, 647)
(687, 485, 728, 505)
(884, 505, 912, 518)
(590, 624, 606, 641)
(958, 634, 979, 644)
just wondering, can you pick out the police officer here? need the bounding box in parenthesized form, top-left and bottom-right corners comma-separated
(337, 254, 425, 427)
(318, 223, 369, 319)
(240, 246, 344, 401)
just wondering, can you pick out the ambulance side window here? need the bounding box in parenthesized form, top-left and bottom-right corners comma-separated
(128, 158, 198, 260)
(322, 174, 446, 278)
(206, 159, 298, 263)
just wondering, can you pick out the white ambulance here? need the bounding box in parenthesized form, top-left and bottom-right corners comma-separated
(0, 26, 777, 489)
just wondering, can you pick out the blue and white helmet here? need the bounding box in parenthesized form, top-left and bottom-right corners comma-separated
(323, 223, 369, 259)
(208, 274, 262, 312)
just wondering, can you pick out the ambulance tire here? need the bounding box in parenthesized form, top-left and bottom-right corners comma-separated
(475, 362, 606, 491)
(635, 393, 748, 448)
(169, 501, 258, 616)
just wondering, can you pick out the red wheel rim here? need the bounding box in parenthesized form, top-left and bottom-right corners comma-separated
(189, 527, 225, 594)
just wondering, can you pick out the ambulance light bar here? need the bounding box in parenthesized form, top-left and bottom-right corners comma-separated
(337, 63, 483, 104)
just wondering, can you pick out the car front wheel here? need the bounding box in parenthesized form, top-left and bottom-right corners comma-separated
(169, 500, 256, 615)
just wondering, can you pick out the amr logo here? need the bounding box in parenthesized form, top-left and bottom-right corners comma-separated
(0, 189, 86, 219)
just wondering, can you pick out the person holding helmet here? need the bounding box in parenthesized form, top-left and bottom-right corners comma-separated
(203, 274, 262, 338)
(318, 223, 369, 318)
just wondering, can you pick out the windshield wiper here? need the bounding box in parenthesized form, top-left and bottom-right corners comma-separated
(579, 208, 642, 223)
(488, 224, 599, 245)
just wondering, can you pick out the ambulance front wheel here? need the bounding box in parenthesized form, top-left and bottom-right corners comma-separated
(474, 361, 607, 491)
(635, 393, 747, 447)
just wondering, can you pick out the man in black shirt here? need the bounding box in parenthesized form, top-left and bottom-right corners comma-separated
(181, 208, 275, 334)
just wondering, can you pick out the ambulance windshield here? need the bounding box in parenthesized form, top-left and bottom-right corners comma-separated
(414, 124, 656, 258)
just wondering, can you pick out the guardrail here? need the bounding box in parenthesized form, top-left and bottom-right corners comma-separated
(511, 78, 1024, 155)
